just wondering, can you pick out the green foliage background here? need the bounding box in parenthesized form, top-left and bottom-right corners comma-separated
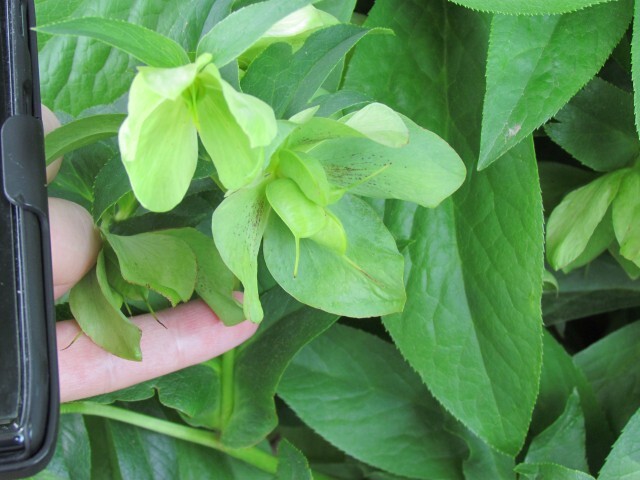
(33, 0, 640, 478)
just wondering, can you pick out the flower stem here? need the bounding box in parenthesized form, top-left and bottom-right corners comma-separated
(61, 402, 278, 474)
(61, 402, 339, 480)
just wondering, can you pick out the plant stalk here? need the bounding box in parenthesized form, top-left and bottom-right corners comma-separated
(61, 402, 336, 479)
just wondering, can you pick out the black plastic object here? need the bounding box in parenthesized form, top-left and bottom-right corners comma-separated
(0, 0, 59, 477)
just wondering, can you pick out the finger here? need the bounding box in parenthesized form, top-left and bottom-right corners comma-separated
(56, 300, 259, 402)
(50, 197, 101, 299)
(42, 105, 62, 183)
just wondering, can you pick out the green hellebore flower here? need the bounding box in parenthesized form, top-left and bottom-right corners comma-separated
(119, 54, 277, 212)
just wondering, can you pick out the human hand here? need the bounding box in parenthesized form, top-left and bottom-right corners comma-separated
(42, 107, 258, 403)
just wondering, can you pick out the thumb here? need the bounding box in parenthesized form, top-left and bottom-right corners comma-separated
(50, 197, 101, 299)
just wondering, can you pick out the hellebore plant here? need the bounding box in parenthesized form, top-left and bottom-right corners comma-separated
(35, 0, 640, 478)
(39, 2, 466, 351)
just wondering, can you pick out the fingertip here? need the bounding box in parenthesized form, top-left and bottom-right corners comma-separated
(50, 198, 101, 299)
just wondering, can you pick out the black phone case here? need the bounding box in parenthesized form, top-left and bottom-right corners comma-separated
(0, 0, 58, 477)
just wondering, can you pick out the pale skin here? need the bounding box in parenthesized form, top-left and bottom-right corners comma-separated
(42, 107, 258, 403)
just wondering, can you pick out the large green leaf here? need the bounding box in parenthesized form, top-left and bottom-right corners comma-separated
(69, 267, 142, 360)
(36, 17, 189, 68)
(478, 0, 632, 168)
(36, 0, 217, 115)
(219, 288, 337, 448)
(447, 0, 616, 14)
(599, 407, 640, 480)
(196, 0, 315, 67)
(545, 78, 639, 172)
(574, 321, 640, 433)
(278, 324, 467, 479)
(264, 194, 406, 318)
(346, 0, 543, 455)
(33, 415, 91, 480)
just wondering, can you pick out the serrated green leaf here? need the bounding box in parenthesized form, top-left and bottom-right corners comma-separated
(242, 23, 385, 117)
(33, 415, 91, 480)
(162, 228, 245, 326)
(574, 321, 640, 433)
(212, 183, 270, 323)
(37, 0, 218, 116)
(545, 78, 639, 172)
(546, 170, 626, 270)
(278, 324, 467, 479)
(36, 17, 189, 68)
(525, 391, 589, 472)
(346, 0, 543, 454)
(612, 169, 640, 267)
(599, 407, 640, 479)
(220, 288, 337, 448)
(106, 232, 197, 306)
(276, 440, 313, 480)
(479, 1, 632, 168)
(264, 194, 406, 318)
(514, 462, 595, 480)
(69, 267, 142, 360)
(448, 0, 616, 14)
(44, 113, 125, 166)
(312, 114, 466, 208)
(196, 0, 315, 67)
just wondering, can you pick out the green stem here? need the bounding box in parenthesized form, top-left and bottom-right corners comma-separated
(62, 402, 278, 474)
(219, 347, 236, 426)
